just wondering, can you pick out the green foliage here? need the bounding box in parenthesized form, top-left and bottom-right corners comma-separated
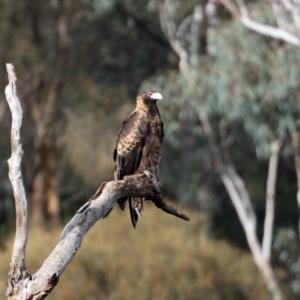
(212, 23, 300, 157)
(274, 228, 300, 295)
(141, 16, 300, 266)
(141, 16, 300, 194)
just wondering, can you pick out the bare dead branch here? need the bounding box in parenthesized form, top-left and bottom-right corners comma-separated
(60, 174, 190, 242)
(7, 174, 189, 299)
(5, 63, 30, 297)
(23, 172, 188, 299)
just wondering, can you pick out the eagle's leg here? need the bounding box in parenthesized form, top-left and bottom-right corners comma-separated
(144, 168, 162, 193)
(129, 197, 141, 228)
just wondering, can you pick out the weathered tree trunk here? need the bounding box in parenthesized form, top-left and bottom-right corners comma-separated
(5, 64, 29, 300)
(26, 0, 70, 226)
(31, 133, 60, 226)
(31, 138, 46, 226)
(30, 85, 61, 227)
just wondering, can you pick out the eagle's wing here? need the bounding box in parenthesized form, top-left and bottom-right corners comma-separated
(114, 110, 148, 180)
(113, 110, 148, 228)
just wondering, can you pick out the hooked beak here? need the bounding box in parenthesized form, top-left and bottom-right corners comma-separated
(150, 92, 163, 100)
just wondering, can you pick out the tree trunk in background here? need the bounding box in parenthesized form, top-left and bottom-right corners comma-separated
(27, 0, 70, 226)
(31, 131, 60, 226)
(30, 81, 61, 227)
(46, 138, 60, 224)
(32, 139, 46, 226)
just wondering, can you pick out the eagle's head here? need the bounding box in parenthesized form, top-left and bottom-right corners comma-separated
(137, 90, 163, 104)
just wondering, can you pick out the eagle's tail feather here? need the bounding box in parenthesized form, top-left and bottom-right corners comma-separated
(129, 197, 144, 228)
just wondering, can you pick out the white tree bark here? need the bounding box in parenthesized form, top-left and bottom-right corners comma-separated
(196, 108, 283, 300)
(220, 0, 300, 46)
(5, 64, 189, 300)
(5, 64, 29, 297)
(158, 0, 190, 77)
(221, 165, 283, 300)
(262, 140, 281, 262)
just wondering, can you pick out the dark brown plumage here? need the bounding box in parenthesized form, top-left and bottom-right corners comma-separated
(113, 90, 164, 228)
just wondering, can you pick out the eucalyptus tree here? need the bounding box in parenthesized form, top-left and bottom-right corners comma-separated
(140, 0, 300, 298)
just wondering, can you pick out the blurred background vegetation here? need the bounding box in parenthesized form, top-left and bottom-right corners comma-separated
(0, 0, 300, 299)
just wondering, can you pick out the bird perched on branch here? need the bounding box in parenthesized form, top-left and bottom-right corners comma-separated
(113, 90, 164, 228)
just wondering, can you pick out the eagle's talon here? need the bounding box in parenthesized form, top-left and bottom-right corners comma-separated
(143, 170, 161, 193)
(144, 170, 152, 178)
(135, 207, 142, 217)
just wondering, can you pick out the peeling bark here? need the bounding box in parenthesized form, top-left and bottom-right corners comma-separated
(5, 64, 30, 298)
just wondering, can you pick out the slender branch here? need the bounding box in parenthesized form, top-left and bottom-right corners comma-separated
(158, 0, 190, 77)
(262, 139, 281, 262)
(220, 169, 250, 230)
(189, 3, 203, 66)
(271, 1, 288, 31)
(240, 17, 300, 46)
(220, 0, 300, 46)
(227, 165, 256, 224)
(5, 63, 30, 297)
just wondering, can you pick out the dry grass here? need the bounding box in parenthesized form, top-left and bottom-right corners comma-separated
(0, 202, 274, 299)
